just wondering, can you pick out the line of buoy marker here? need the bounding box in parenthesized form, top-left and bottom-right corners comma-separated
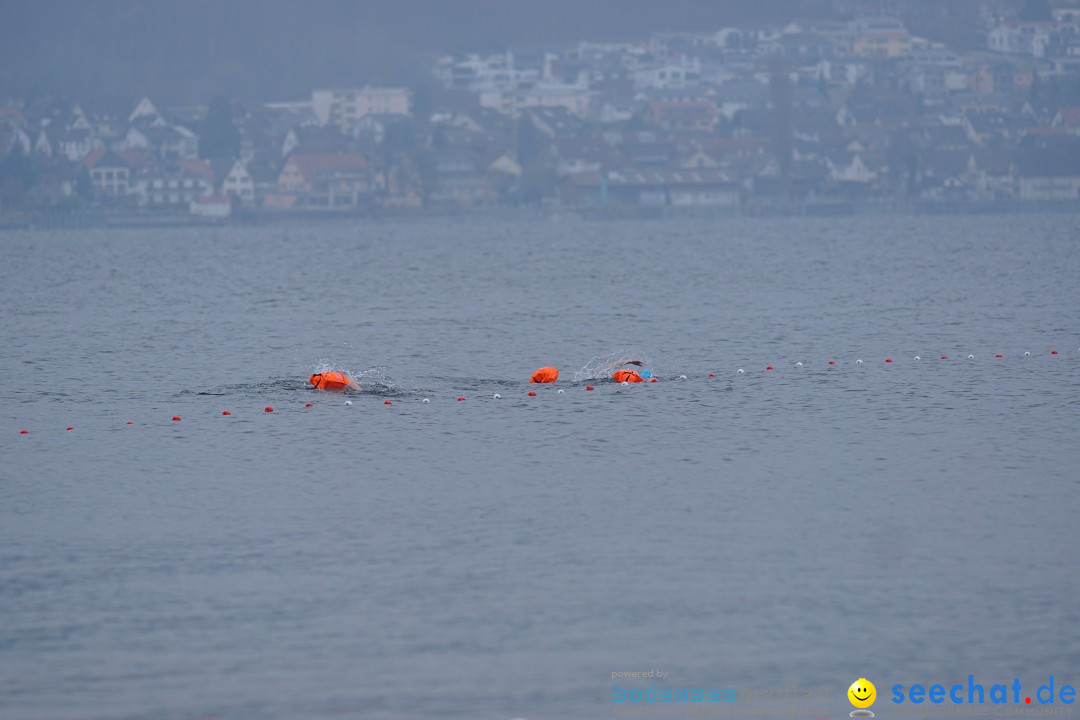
(12, 349, 1073, 434)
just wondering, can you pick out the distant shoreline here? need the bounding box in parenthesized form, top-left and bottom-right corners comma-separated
(3, 200, 1080, 232)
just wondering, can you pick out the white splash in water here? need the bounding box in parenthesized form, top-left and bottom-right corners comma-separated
(573, 350, 651, 382)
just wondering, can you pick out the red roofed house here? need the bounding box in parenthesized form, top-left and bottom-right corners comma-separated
(1052, 107, 1080, 135)
(84, 150, 140, 200)
(270, 153, 373, 209)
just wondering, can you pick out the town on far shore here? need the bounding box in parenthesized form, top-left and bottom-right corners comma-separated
(3, 4, 1080, 226)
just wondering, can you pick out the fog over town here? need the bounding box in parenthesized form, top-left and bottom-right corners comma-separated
(2, 0, 1080, 225)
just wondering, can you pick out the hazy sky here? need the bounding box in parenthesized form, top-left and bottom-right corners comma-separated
(0, 0, 852, 102)
(0, 0, 1017, 103)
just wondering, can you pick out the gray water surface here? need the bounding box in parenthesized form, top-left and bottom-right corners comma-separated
(2, 215, 1079, 720)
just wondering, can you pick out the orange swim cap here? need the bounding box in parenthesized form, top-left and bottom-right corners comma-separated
(309, 371, 352, 390)
(611, 369, 644, 383)
(530, 366, 559, 383)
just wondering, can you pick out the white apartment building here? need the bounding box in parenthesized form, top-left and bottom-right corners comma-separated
(311, 87, 411, 130)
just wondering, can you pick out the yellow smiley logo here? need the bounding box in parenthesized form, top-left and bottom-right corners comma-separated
(848, 678, 877, 709)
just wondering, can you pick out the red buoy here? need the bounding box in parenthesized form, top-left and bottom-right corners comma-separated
(766, 365, 773, 370)
(940, 355, 948, 360)
(1051, 350, 1059, 355)
(264, 406, 273, 413)
(384, 400, 392, 405)
(885, 358, 892, 363)
(650, 378, 657, 383)
(457, 396, 466, 401)
(66, 426, 74, 431)
(828, 360, 835, 365)
(995, 354, 1003, 358)
(528, 391, 537, 396)
(172, 416, 181, 422)
(708, 373, 715, 377)
(222, 410, 231, 416)
(305, 402, 313, 407)
(126, 421, 134, 425)
(586, 385, 594, 391)
(19, 429, 28, 434)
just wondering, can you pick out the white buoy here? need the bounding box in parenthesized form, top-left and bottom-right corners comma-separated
(344, 400, 353, 406)
(621, 381, 629, 386)
(557, 389, 564, 394)
(493, 393, 501, 399)
(737, 368, 745, 374)
(1025, 351, 1031, 356)
(914, 356, 921, 360)
(422, 398, 430, 403)
(968, 354, 975, 359)
(856, 359, 864, 364)
(795, 361, 803, 367)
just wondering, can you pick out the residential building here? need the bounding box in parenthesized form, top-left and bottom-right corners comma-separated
(219, 160, 255, 205)
(270, 153, 373, 209)
(851, 17, 912, 58)
(311, 87, 411, 132)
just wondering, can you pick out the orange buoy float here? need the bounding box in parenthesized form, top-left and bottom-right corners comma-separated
(309, 371, 357, 391)
(611, 369, 644, 383)
(530, 366, 559, 384)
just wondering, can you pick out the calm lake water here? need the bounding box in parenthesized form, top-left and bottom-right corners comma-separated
(2, 215, 1079, 720)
